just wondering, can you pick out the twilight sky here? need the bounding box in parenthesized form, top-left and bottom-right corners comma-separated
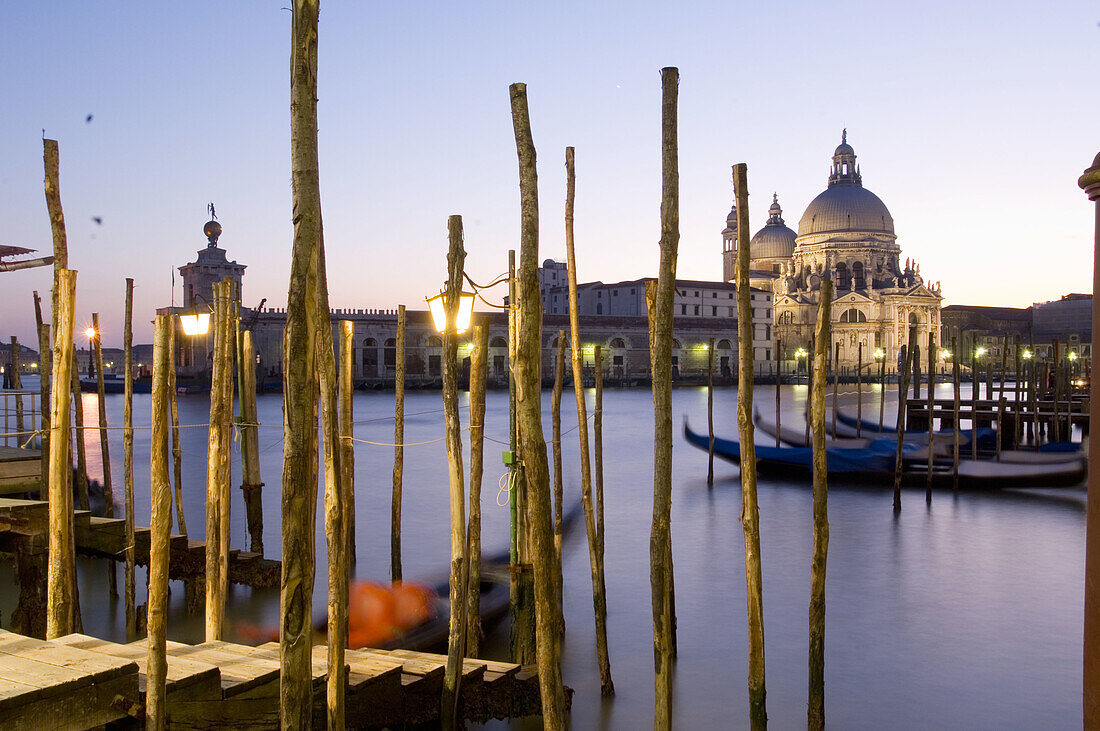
(2, 2, 1098, 348)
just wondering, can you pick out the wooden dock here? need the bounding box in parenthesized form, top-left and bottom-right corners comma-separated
(0, 447, 39, 496)
(0, 629, 549, 729)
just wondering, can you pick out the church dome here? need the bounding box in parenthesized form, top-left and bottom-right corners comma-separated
(797, 131, 895, 237)
(750, 193, 796, 259)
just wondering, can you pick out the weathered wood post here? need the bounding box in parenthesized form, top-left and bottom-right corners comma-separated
(122, 280, 137, 638)
(205, 280, 232, 641)
(563, 145, 614, 695)
(1076, 148, 1100, 728)
(733, 162, 768, 730)
(831, 341, 839, 436)
(986, 346, 995, 402)
(9, 337, 23, 439)
(879, 351, 886, 433)
(167, 323, 187, 536)
(392, 303, 405, 582)
(775, 339, 782, 448)
(468, 323, 489, 657)
(594, 344, 608, 640)
(44, 139, 67, 392)
(926, 333, 936, 502)
(550, 329, 565, 628)
(808, 279, 832, 731)
(32, 292, 50, 493)
(707, 336, 715, 485)
(240, 331, 264, 554)
(952, 337, 961, 493)
(856, 342, 863, 438)
(282, 2, 324, 723)
(91, 313, 114, 516)
(70, 360, 91, 512)
(510, 83, 567, 726)
(1014, 335, 1022, 449)
(46, 269, 78, 639)
(340, 321, 355, 569)
(145, 314, 172, 731)
(319, 307, 345, 731)
(893, 327, 915, 512)
(441, 215, 470, 730)
(971, 339, 979, 460)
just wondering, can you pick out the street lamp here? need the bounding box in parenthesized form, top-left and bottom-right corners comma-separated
(85, 325, 97, 377)
(426, 291, 475, 335)
(873, 347, 887, 431)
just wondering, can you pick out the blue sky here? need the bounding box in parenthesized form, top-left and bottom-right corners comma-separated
(2, 2, 1098, 346)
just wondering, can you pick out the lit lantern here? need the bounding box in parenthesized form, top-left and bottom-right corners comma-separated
(426, 291, 475, 335)
(179, 311, 211, 336)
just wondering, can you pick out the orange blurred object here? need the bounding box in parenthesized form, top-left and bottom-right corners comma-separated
(347, 580, 436, 649)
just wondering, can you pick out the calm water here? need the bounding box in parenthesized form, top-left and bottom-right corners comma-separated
(0, 380, 1086, 729)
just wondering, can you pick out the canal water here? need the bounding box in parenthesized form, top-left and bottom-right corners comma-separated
(0, 380, 1086, 729)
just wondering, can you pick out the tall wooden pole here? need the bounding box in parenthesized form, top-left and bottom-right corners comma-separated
(831, 341, 839, 436)
(1077, 149, 1100, 728)
(775, 339, 782, 448)
(926, 333, 936, 502)
(971, 340, 979, 460)
(952, 337, 961, 493)
(240, 331, 264, 554)
(1013, 335, 1022, 449)
(320, 305, 345, 731)
(91, 313, 114, 517)
(205, 280, 232, 641)
(441, 216, 470, 730)
(733, 161, 768, 729)
(32, 292, 50, 499)
(44, 139, 67, 386)
(45, 270, 77, 638)
(562, 145, 614, 695)
(893, 327, 915, 512)
(879, 354, 886, 433)
(856, 342, 863, 439)
(550, 329, 565, 630)
(594, 343, 608, 652)
(340, 321, 355, 570)
(468, 324, 488, 657)
(506, 249, 525, 660)
(123, 281, 137, 638)
(70, 355, 90, 512)
(145, 315, 172, 731)
(707, 336, 715, 485)
(808, 279, 832, 731)
(392, 304, 405, 582)
(282, 2, 323, 724)
(10, 337, 24, 439)
(510, 84, 567, 726)
(167, 323, 186, 536)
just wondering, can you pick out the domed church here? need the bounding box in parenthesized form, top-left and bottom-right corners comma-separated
(723, 131, 943, 370)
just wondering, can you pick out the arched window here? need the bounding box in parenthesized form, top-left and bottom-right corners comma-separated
(597, 303, 603, 314)
(671, 339, 682, 349)
(909, 313, 920, 325)
(839, 308, 867, 323)
(361, 338, 377, 374)
(609, 338, 627, 349)
(717, 339, 732, 350)
(384, 338, 396, 368)
(778, 311, 794, 325)
(489, 336, 507, 348)
(852, 261, 865, 289)
(835, 262, 851, 290)
(426, 335, 442, 348)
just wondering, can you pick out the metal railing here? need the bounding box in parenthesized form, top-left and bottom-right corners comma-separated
(1, 390, 41, 448)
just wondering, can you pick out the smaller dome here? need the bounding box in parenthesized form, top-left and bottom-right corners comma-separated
(726, 204, 737, 228)
(750, 195, 796, 260)
(834, 142, 855, 158)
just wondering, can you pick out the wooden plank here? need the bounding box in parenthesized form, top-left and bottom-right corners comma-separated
(163, 696, 279, 730)
(377, 647, 505, 676)
(0, 668, 137, 730)
(134, 639, 279, 698)
(53, 633, 221, 700)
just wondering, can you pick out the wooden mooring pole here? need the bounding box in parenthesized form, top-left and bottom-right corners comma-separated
(926, 333, 935, 503)
(831, 341, 839, 436)
(509, 84, 567, 726)
(205, 279, 232, 641)
(70, 358, 90, 512)
(808, 279, 832, 731)
(733, 161, 768, 730)
(952, 337, 960, 493)
(240, 330, 264, 554)
(563, 144, 614, 695)
(122, 280, 137, 638)
(468, 323, 488, 657)
(893, 327, 915, 512)
(856, 342, 863, 439)
(46, 268, 78, 639)
(32, 291, 50, 492)
(392, 303, 405, 582)
(878, 352, 886, 433)
(91, 313, 114, 518)
(145, 314, 172, 730)
(167, 323, 186, 536)
(9, 337, 23, 439)
(340, 321, 355, 570)
(550, 329, 565, 634)
(971, 339, 979, 461)
(319, 303, 345, 731)
(707, 336, 715, 485)
(775, 339, 782, 448)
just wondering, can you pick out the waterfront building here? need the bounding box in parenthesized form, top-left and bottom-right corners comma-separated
(728, 132, 943, 371)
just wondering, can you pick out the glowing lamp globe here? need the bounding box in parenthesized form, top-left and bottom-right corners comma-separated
(426, 292, 475, 335)
(179, 312, 211, 336)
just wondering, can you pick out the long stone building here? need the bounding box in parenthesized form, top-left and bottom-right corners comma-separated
(726, 132, 944, 371)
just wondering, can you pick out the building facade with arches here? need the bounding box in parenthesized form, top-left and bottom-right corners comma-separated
(725, 132, 943, 371)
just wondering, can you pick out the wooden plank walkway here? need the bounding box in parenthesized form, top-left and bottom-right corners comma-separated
(0, 497, 279, 589)
(0, 447, 39, 496)
(0, 629, 547, 729)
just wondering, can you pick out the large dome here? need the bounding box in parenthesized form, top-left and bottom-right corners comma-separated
(797, 185, 894, 236)
(750, 193, 796, 259)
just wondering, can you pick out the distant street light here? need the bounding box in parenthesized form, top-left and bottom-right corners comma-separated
(426, 291, 475, 335)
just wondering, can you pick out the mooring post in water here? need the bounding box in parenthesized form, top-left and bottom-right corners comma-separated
(594, 344, 608, 653)
(146, 314, 172, 730)
(46, 268, 77, 639)
(91, 313, 114, 517)
(468, 323, 488, 657)
(732, 161, 768, 731)
(1013, 335, 1022, 449)
(831, 341, 839, 436)
(510, 85, 568, 725)
(70, 355, 90, 512)
(123, 281, 137, 638)
(971, 338, 979, 460)
(1076, 148, 1100, 728)
(808, 279, 832, 731)
(879, 349, 886, 433)
(775, 339, 782, 448)
(440, 215, 470, 730)
(550, 329, 565, 629)
(563, 145, 614, 695)
(167, 322, 186, 536)
(506, 248, 522, 658)
(9, 337, 24, 440)
(707, 337, 715, 485)
(240, 331, 264, 554)
(893, 327, 915, 512)
(339, 321, 355, 569)
(392, 303, 405, 582)
(856, 342, 863, 439)
(33, 292, 50, 492)
(952, 336, 961, 493)
(926, 333, 936, 503)
(205, 279, 233, 641)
